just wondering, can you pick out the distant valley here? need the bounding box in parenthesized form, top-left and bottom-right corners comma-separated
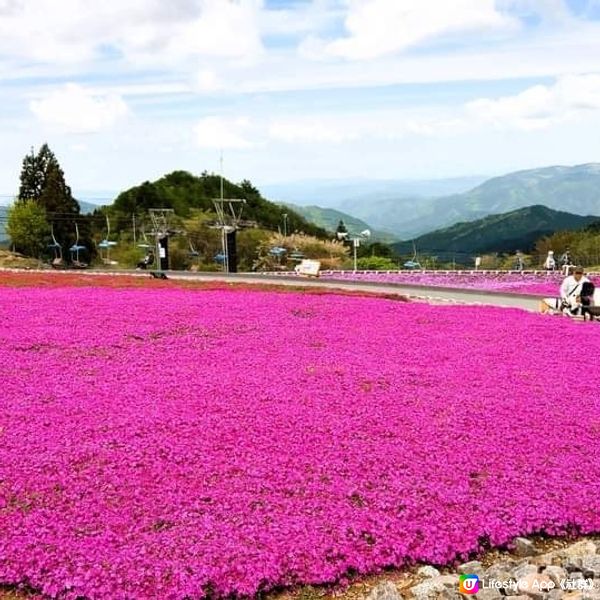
(265, 164, 600, 240)
(282, 203, 396, 242)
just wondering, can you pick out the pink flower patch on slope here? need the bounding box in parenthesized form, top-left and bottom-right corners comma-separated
(0, 286, 599, 599)
(324, 271, 568, 296)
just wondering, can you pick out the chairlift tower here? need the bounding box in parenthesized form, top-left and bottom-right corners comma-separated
(211, 153, 246, 273)
(211, 198, 246, 272)
(148, 208, 174, 274)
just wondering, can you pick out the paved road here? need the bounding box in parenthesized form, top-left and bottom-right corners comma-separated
(158, 270, 543, 311)
(0, 267, 545, 311)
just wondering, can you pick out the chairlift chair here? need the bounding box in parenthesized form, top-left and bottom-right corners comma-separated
(69, 223, 88, 268)
(99, 215, 118, 265)
(188, 237, 200, 258)
(404, 241, 422, 270)
(403, 260, 422, 270)
(49, 224, 63, 268)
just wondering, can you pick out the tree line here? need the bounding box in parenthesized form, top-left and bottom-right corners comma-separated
(6, 144, 331, 267)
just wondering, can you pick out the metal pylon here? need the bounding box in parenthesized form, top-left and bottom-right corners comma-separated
(211, 198, 245, 272)
(148, 208, 174, 274)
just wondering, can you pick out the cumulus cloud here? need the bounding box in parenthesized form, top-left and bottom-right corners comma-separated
(268, 118, 359, 143)
(466, 73, 600, 130)
(497, 0, 572, 23)
(0, 0, 264, 65)
(267, 111, 465, 144)
(194, 116, 255, 149)
(29, 84, 129, 133)
(307, 0, 518, 60)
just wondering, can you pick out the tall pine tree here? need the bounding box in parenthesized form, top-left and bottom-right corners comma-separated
(18, 144, 83, 256)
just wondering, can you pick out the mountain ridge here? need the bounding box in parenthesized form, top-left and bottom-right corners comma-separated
(392, 204, 600, 261)
(263, 164, 600, 239)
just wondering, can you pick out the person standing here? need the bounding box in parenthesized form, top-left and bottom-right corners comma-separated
(560, 247, 572, 275)
(543, 251, 556, 271)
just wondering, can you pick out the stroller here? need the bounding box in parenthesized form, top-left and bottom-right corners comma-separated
(579, 281, 599, 321)
(563, 281, 597, 319)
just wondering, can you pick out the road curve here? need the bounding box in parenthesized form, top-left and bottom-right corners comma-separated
(160, 270, 544, 311)
(0, 267, 546, 311)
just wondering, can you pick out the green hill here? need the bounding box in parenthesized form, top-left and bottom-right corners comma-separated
(110, 171, 329, 238)
(393, 205, 600, 259)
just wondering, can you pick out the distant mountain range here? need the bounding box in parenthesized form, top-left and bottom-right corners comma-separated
(281, 203, 396, 242)
(265, 164, 600, 240)
(262, 175, 487, 210)
(393, 205, 600, 260)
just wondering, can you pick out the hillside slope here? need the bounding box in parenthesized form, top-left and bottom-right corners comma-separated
(393, 205, 600, 258)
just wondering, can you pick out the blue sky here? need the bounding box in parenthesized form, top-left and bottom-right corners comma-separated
(1, 0, 600, 200)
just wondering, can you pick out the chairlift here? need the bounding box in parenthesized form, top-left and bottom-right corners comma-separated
(136, 221, 152, 250)
(185, 236, 201, 270)
(99, 215, 118, 264)
(269, 246, 287, 257)
(403, 260, 422, 269)
(188, 237, 200, 258)
(69, 222, 87, 268)
(48, 224, 63, 268)
(404, 241, 421, 269)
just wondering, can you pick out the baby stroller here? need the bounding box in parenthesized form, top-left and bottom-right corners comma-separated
(562, 281, 596, 318)
(578, 281, 599, 321)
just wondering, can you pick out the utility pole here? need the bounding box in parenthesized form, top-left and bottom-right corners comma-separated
(351, 229, 371, 273)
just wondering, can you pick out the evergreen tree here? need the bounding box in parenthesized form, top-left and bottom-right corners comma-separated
(17, 144, 82, 254)
(18, 147, 45, 200)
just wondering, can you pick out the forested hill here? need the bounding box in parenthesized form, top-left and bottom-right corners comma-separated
(110, 171, 329, 238)
(393, 204, 600, 257)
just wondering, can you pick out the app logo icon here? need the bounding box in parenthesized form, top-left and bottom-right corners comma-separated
(459, 574, 480, 594)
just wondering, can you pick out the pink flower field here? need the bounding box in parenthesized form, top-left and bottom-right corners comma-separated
(320, 271, 579, 296)
(1, 283, 600, 599)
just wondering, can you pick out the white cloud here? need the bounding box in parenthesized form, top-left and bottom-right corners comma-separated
(29, 84, 129, 133)
(267, 111, 466, 144)
(193, 69, 223, 93)
(194, 116, 255, 149)
(498, 0, 572, 23)
(259, 0, 343, 36)
(0, 0, 264, 66)
(311, 0, 518, 60)
(268, 118, 359, 143)
(466, 73, 600, 130)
